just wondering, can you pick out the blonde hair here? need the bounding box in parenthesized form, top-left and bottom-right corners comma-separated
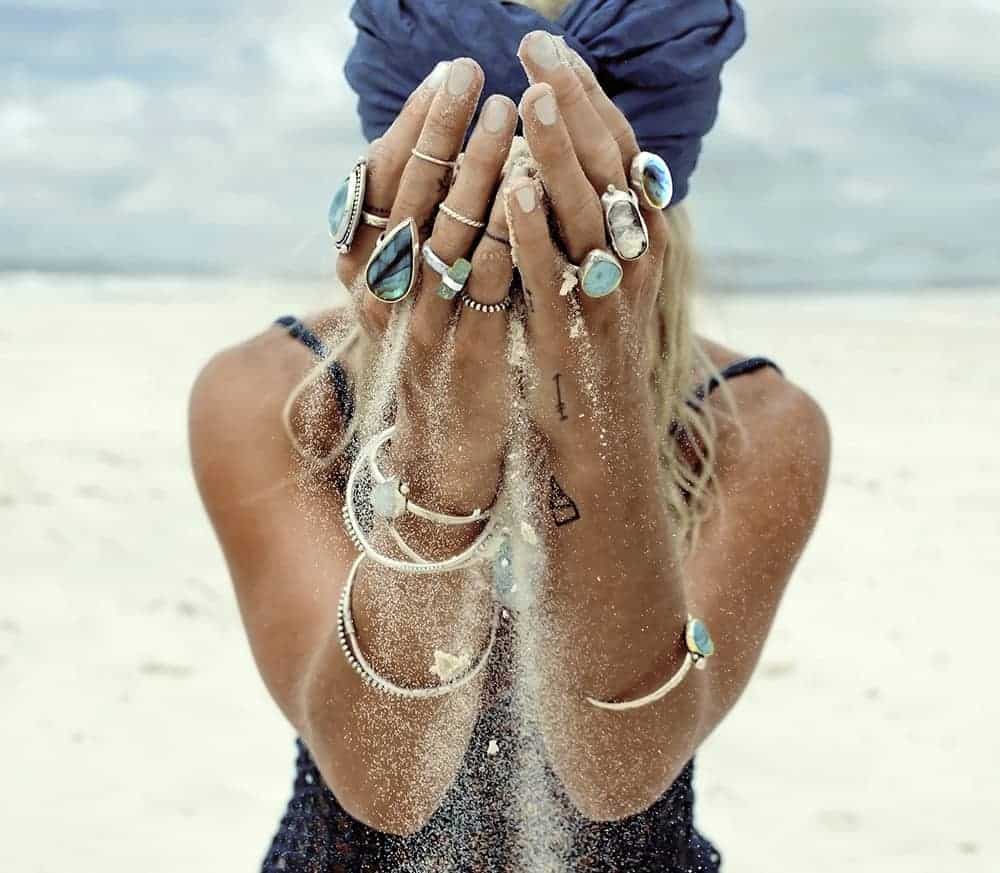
(282, 203, 736, 558)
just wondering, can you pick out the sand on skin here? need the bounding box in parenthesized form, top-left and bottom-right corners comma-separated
(0, 276, 997, 872)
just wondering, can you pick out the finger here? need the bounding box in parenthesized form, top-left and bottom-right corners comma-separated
(454, 173, 515, 361)
(519, 83, 604, 264)
(506, 176, 570, 365)
(557, 39, 669, 260)
(337, 62, 448, 308)
(411, 94, 516, 347)
(517, 31, 627, 195)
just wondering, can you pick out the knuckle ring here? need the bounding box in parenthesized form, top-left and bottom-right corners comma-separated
(422, 241, 472, 301)
(629, 151, 674, 210)
(601, 184, 650, 261)
(364, 219, 420, 304)
(411, 147, 457, 169)
(439, 203, 486, 229)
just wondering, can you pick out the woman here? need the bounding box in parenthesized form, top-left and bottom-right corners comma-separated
(190, 1, 830, 870)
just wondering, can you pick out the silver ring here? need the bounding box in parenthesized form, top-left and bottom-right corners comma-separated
(629, 151, 673, 210)
(329, 157, 367, 254)
(361, 211, 389, 228)
(459, 291, 511, 314)
(600, 184, 649, 261)
(576, 249, 624, 298)
(439, 203, 486, 229)
(411, 147, 457, 169)
(421, 241, 472, 301)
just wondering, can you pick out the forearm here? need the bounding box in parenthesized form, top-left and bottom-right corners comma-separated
(535, 437, 708, 820)
(301, 519, 494, 835)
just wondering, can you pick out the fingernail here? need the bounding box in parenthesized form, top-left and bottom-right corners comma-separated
(482, 96, 510, 134)
(448, 60, 475, 96)
(424, 61, 449, 91)
(534, 92, 558, 126)
(527, 32, 561, 70)
(515, 182, 536, 213)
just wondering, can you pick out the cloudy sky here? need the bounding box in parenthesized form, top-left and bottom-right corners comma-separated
(2, 0, 998, 288)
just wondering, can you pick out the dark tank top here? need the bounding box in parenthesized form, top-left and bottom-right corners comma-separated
(263, 315, 783, 873)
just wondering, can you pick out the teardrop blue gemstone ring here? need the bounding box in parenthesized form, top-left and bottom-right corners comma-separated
(629, 151, 673, 211)
(329, 157, 367, 254)
(364, 218, 419, 303)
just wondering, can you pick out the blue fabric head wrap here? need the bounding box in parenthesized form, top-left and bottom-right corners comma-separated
(345, 0, 745, 206)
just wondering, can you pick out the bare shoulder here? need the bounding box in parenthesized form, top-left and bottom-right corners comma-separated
(699, 336, 832, 523)
(188, 311, 348, 503)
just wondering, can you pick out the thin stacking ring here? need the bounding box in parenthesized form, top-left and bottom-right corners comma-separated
(361, 211, 389, 228)
(422, 241, 472, 300)
(459, 291, 511, 314)
(411, 147, 457, 169)
(484, 229, 511, 248)
(439, 203, 486, 229)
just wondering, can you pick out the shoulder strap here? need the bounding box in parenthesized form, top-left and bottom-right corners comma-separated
(691, 356, 783, 403)
(273, 316, 354, 424)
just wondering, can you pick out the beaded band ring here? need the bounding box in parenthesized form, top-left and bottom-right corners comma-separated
(459, 291, 511, 313)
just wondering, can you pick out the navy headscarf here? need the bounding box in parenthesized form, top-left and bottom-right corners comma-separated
(345, 0, 745, 206)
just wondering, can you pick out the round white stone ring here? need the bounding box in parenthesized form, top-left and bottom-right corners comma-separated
(600, 184, 650, 261)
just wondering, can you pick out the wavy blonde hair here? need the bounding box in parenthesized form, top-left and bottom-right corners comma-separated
(282, 0, 739, 558)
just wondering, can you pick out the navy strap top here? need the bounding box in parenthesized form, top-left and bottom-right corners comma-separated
(263, 315, 783, 873)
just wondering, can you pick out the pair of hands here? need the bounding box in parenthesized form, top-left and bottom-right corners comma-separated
(336, 30, 670, 511)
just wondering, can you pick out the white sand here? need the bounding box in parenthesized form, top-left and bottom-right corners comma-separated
(1, 277, 997, 871)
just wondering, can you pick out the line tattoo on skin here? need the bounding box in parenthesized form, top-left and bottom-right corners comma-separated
(553, 373, 568, 421)
(548, 476, 581, 526)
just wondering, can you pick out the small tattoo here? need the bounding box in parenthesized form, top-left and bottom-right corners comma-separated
(548, 476, 580, 526)
(553, 373, 568, 421)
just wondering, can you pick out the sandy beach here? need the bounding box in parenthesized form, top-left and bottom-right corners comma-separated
(1, 276, 997, 872)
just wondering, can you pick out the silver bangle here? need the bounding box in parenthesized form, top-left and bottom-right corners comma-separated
(343, 430, 500, 575)
(459, 291, 511, 314)
(337, 554, 500, 699)
(439, 203, 486, 229)
(585, 616, 715, 711)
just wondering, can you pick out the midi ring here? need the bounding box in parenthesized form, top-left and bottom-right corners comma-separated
(629, 151, 673, 210)
(329, 156, 368, 253)
(361, 211, 389, 229)
(411, 147, 457, 169)
(601, 184, 649, 261)
(439, 203, 486, 229)
(422, 241, 472, 301)
(364, 218, 420, 304)
(459, 291, 511, 314)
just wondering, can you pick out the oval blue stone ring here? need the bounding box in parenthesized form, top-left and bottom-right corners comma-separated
(629, 151, 674, 211)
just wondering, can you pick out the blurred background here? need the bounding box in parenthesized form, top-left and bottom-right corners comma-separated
(1, 1, 997, 872)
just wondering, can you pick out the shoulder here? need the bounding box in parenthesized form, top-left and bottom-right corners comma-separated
(700, 338, 831, 530)
(188, 312, 349, 502)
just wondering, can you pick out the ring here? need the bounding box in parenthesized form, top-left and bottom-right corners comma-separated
(439, 203, 486, 229)
(422, 241, 472, 301)
(577, 249, 624, 298)
(629, 151, 673, 210)
(364, 218, 420, 304)
(459, 291, 511, 314)
(484, 229, 511, 247)
(411, 147, 457, 169)
(361, 211, 389, 229)
(601, 184, 649, 261)
(328, 156, 367, 254)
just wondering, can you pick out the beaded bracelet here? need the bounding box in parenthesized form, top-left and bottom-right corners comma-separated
(584, 616, 716, 711)
(337, 554, 499, 699)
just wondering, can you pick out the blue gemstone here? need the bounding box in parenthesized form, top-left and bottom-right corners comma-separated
(366, 221, 415, 302)
(642, 155, 673, 209)
(328, 176, 349, 237)
(689, 619, 715, 657)
(581, 256, 623, 298)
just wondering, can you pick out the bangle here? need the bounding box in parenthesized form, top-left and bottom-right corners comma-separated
(584, 616, 715, 712)
(368, 426, 491, 526)
(337, 554, 499, 699)
(343, 432, 500, 575)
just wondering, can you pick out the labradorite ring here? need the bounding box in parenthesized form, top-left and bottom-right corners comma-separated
(328, 157, 368, 254)
(629, 151, 674, 211)
(364, 219, 420, 304)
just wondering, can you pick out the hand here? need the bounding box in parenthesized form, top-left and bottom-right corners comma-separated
(336, 59, 518, 510)
(507, 31, 672, 477)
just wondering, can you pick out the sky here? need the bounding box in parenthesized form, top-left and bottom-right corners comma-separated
(2, 0, 999, 289)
